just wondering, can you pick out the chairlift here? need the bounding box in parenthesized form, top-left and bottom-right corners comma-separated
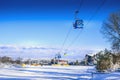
(73, 10, 84, 29)
(55, 53, 61, 59)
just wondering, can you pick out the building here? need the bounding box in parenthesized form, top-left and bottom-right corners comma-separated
(85, 53, 97, 65)
(57, 60, 68, 65)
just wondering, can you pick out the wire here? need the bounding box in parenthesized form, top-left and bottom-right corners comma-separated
(66, 29, 83, 50)
(85, 0, 107, 26)
(75, 0, 84, 20)
(78, 0, 84, 11)
(59, 0, 84, 54)
(65, 0, 107, 51)
(59, 27, 72, 53)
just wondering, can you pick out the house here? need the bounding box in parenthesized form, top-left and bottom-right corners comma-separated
(22, 59, 51, 66)
(85, 53, 97, 65)
(57, 60, 68, 65)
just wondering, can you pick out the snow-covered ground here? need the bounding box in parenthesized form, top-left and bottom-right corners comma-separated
(0, 65, 120, 80)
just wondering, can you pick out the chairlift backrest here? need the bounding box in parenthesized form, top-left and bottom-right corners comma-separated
(73, 19, 84, 29)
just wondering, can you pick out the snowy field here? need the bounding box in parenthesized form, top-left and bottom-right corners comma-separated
(0, 65, 120, 80)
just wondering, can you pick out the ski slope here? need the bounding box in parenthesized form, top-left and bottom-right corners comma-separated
(0, 66, 120, 80)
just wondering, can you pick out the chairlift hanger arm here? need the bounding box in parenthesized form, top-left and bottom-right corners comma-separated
(73, 10, 84, 29)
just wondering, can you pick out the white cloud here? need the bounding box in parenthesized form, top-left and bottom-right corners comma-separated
(0, 45, 99, 60)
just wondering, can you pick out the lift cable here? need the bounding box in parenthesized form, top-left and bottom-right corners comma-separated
(59, 0, 84, 54)
(65, 0, 107, 51)
(78, 0, 84, 12)
(59, 27, 72, 53)
(85, 0, 107, 26)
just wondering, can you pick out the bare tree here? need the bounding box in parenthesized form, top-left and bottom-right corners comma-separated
(0, 56, 13, 63)
(15, 57, 22, 64)
(101, 11, 120, 52)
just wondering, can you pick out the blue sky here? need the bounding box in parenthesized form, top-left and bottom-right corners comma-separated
(0, 0, 120, 50)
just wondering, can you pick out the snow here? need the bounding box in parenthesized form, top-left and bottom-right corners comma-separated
(0, 65, 120, 80)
